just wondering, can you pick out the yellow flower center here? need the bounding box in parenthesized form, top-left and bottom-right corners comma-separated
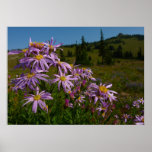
(30, 42, 44, 48)
(58, 61, 62, 65)
(70, 64, 73, 68)
(35, 54, 44, 60)
(34, 95, 41, 101)
(29, 42, 33, 46)
(27, 73, 35, 79)
(102, 107, 106, 110)
(68, 90, 71, 94)
(99, 86, 108, 93)
(22, 49, 28, 53)
(102, 112, 105, 117)
(78, 97, 81, 100)
(140, 99, 144, 104)
(75, 73, 79, 76)
(141, 117, 144, 122)
(50, 45, 54, 49)
(82, 68, 86, 70)
(60, 76, 66, 81)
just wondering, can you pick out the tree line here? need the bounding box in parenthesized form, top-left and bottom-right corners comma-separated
(76, 30, 144, 65)
(60, 30, 144, 65)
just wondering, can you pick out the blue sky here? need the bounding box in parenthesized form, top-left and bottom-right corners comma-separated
(8, 27, 144, 50)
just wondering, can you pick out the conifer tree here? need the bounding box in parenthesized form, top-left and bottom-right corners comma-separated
(75, 36, 89, 65)
(60, 50, 65, 61)
(137, 47, 142, 59)
(99, 29, 105, 64)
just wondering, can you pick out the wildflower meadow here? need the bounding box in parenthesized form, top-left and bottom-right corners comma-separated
(8, 34, 144, 125)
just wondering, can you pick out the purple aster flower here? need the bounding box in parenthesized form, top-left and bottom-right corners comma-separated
(82, 68, 93, 75)
(67, 90, 75, 99)
(49, 52, 59, 63)
(75, 86, 81, 93)
(20, 53, 52, 71)
(114, 114, 119, 119)
(133, 100, 140, 108)
(29, 38, 47, 55)
(107, 92, 117, 103)
(123, 114, 131, 123)
(138, 98, 144, 104)
(55, 59, 72, 74)
(98, 83, 117, 96)
(29, 47, 42, 55)
(29, 38, 45, 50)
(52, 72, 77, 92)
(87, 83, 117, 103)
(65, 99, 73, 108)
(23, 87, 53, 113)
(125, 104, 130, 110)
(134, 115, 144, 125)
(72, 68, 83, 80)
(12, 70, 49, 90)
(81, 68, 96, 81)
(84, 86, 97, 103)
(85, 68, 93, 75)
(8, 48, 30, 57)
(81, 68, 91, 79)
(88, 76, 96, 81)
(70, 92, 75, 99)
(44, 37, 63, 54)
(69, 64, 80, 69)
(84, 90, 91, 97)
(76, 95, 85, 103)
(96, 101, 109, 117)
(94, 95, 104, 104)
(40, 52, 59, 68)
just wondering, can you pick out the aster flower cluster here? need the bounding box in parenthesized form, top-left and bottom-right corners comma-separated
(8, 37, 144, 125)
(9, 37, 64, 112)
(112, 98, 144, 125)
(133, 98, 144, 108)
(133, 98, 144, 125)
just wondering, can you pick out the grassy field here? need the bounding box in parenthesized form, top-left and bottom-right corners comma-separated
(106, 37, 144, 56)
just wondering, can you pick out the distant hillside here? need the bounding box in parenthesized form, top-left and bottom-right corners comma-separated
(87, 34, 144, 57)
(63, 34, 144, 57)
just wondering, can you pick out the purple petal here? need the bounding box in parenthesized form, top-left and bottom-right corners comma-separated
(32, 101, 38, 113)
